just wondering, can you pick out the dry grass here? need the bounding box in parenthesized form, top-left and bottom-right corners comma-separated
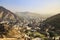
(0, 38, 17, 40)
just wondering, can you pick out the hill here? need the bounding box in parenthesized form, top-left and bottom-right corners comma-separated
(39, 13, 60, 37)
(16, 12, 48, 20)
(44, 13, 60, 30)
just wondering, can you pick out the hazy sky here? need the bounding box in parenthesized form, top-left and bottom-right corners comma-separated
(0, 0, 60, 14)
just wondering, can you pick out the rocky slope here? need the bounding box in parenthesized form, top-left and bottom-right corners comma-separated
(0, 6, 20, 23)
(0, 6, 25, 38)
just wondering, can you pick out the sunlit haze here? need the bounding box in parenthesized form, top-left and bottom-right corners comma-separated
(0, 0, 60, 15)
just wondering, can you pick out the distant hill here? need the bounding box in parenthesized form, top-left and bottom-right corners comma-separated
(15, 12, 48, 20)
